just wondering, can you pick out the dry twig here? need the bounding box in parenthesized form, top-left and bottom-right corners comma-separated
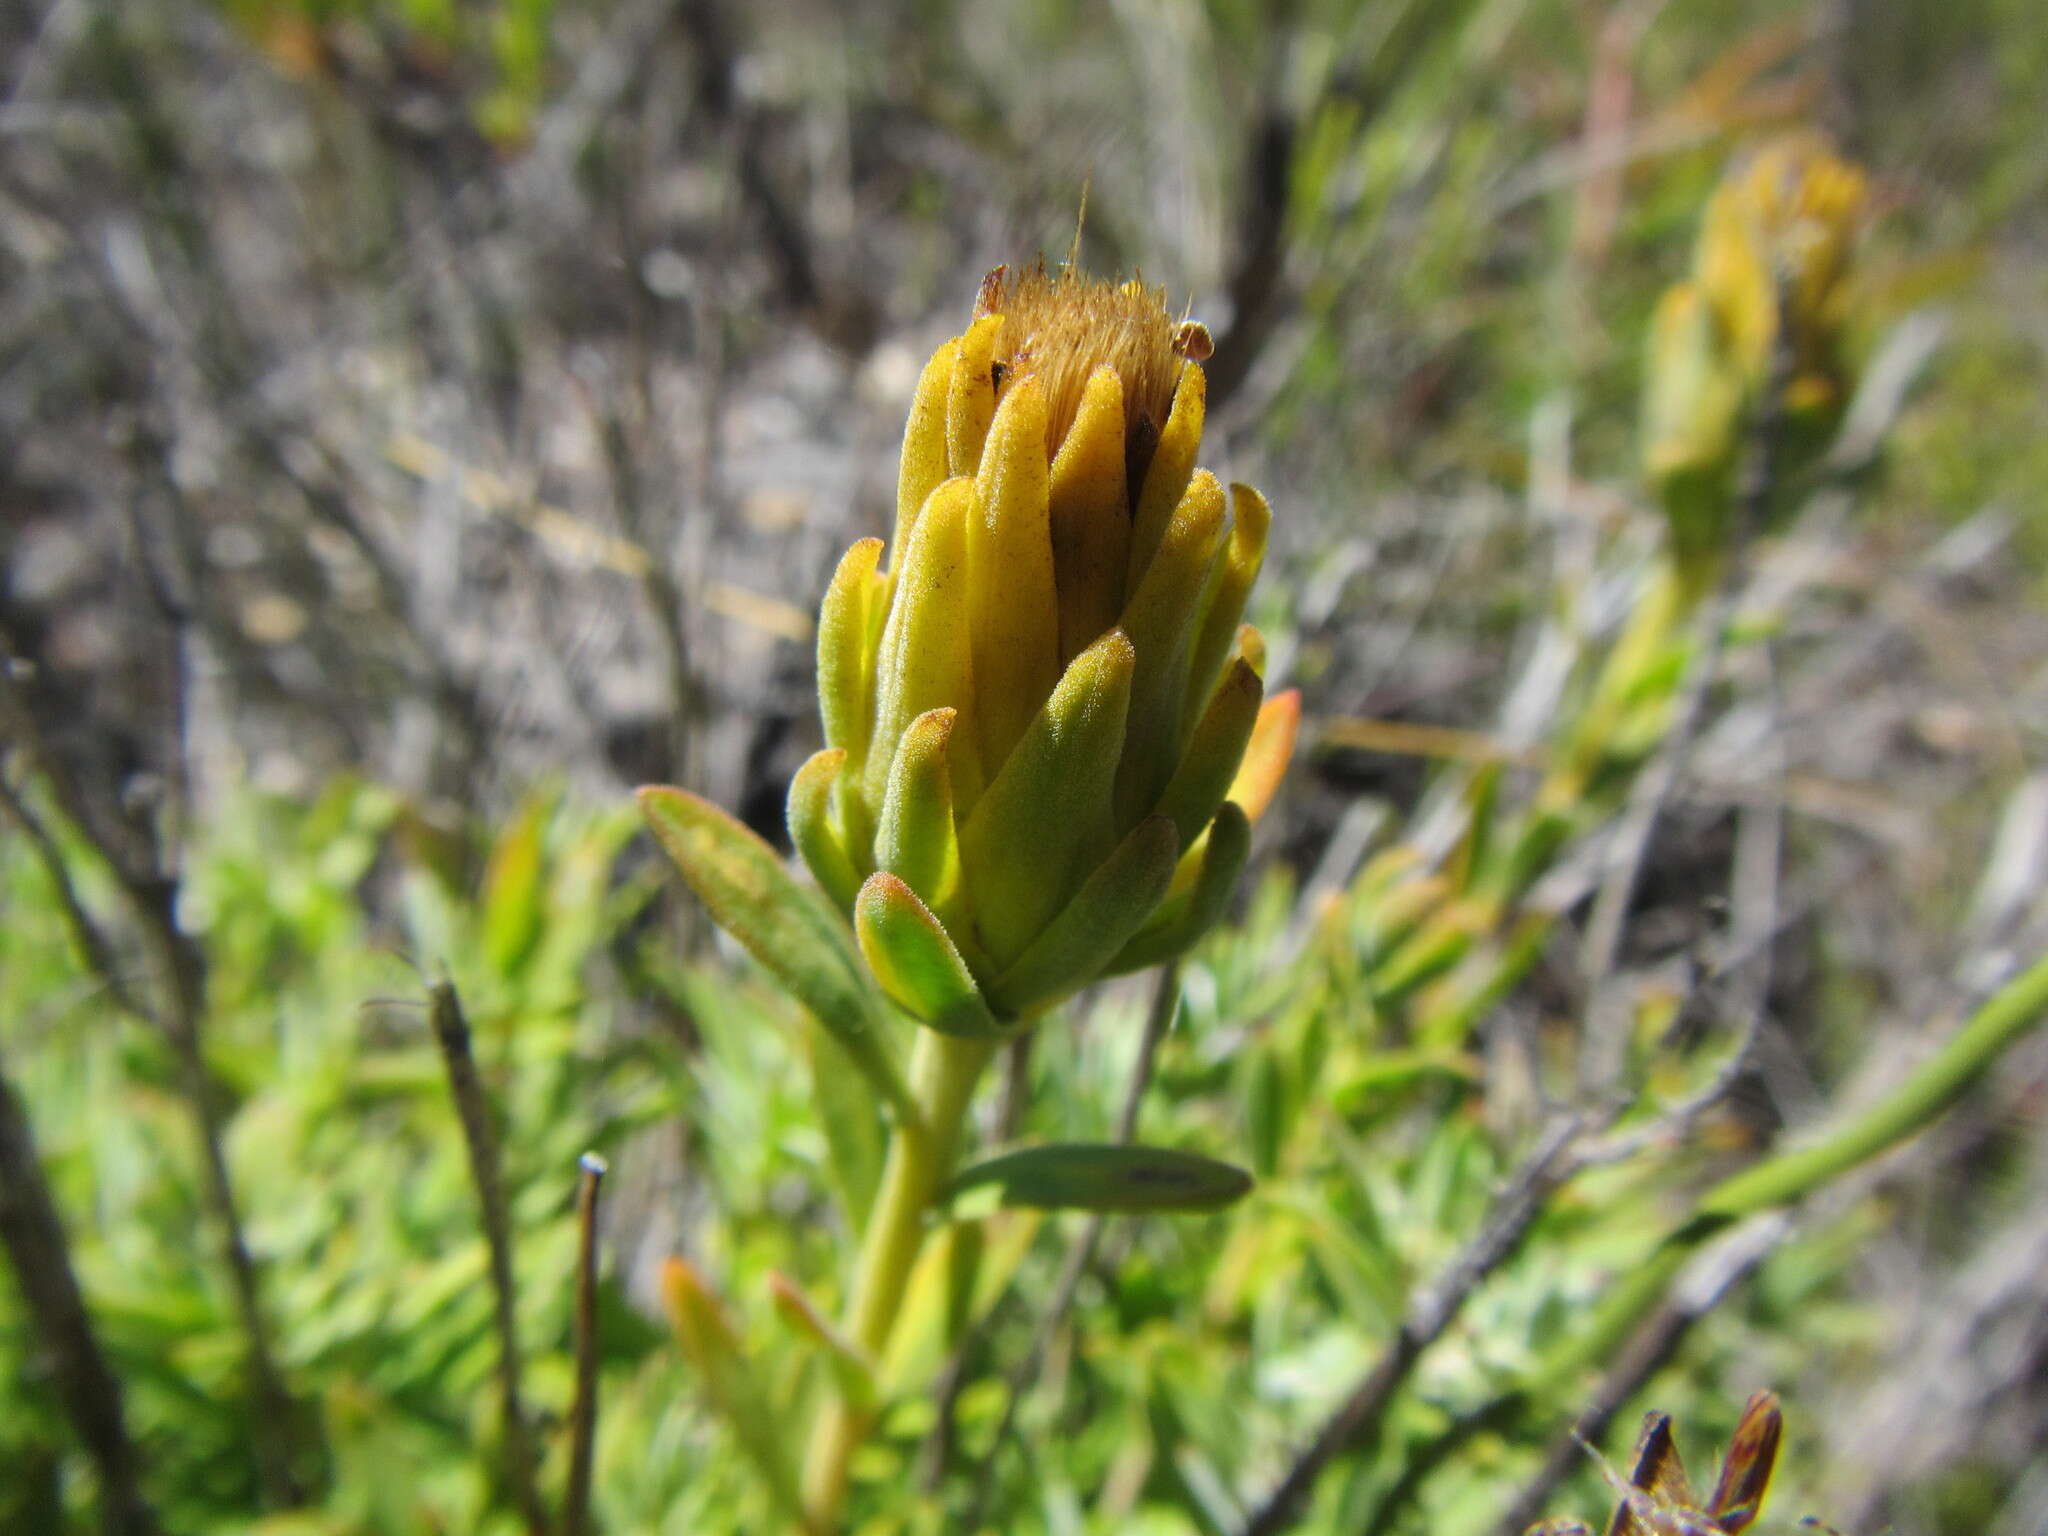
(0, 1043, 163, 1536)
(427, 979, 549, 1536)
(564, 1150, 610, 1536)
(1239, 1113, 1589, 1536)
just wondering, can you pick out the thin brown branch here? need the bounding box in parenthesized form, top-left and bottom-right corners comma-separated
(1574, 644, 1786, 1172)
(1575, 592, 1736, 1092)
(1488, 1215, 1789, 1536)
(564, 1151, 609, 1536)
(0, 1042, 163, 1536)
(994, 1032, 1037, 1145)
(0, 774, 148, 1025)
(1238, 1114, 1589, 1536)
(164, 998, 305, 1507)
(676, 0, 875, 351)
(1203, 110, 1295, 410)
(1580, 273, 1801, 1095)
(427, 979, 549, 1536)
(1357, 1395, 1525, 1536)
(1724, 656, 1786, 1025)
(0, 657, 303, 1508)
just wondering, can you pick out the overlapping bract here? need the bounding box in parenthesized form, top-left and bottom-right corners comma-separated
(1643, 136, 1868, 574)
(793, 266, 1297, 1026)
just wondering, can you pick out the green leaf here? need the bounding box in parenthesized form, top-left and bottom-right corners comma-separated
(958, 629, 1135, 965)
(853, 873, 1006, 1039)
(946, 1143, 1253, 1215)
(1330, 1049, 1485, 1114)
(1108, 801, 1252, 976)
(767, 1271, 878, 1411)
(1182, 481, 1272, 731)
(1152, 658, 1262, 852)
(817, 536, 886, 776)
(638, 785, 912, 1117)
(875, 707, 962, 914)
(879, 1212, 1042, 1395)
(479, 788, 549, 975)
(1241, 1046, 1287, 1179)
(805, 1028, 884, 1228)
(1115, 469, 1227, 827)
(787, 748, 866, 914)
(986, 814, 1178, 1018)
(660, 1258, 806, 1525)
(867, 479, 982, 816)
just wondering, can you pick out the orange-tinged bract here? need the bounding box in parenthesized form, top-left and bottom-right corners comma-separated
(794, 262, 1296, 1023)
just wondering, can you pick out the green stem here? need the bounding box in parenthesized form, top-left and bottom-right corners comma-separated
(1479, 558, 1695, 906)
(1700, 952, 2048, 1218)
(1569, 557, 1699, 775)
(1545, 948, 2048, 1384)
(801, 1030, 994, 1529)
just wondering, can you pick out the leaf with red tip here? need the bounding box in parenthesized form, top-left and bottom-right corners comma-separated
(854, 872, 1006, 1038)
(659, 1258, 805, 1524)
(767, 1271, 878, 1410)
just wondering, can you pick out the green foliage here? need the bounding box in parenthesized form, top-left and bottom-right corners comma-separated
(7, 750, 2046, 1533)
(7, 3, 2047, 1533)
(212, 0, 559, 143)
(0, 782, 683, 1531)
(946, 1144, 1254, 1216)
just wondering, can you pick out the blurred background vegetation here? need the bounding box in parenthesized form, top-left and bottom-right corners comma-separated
(2, 0, 2046, 1532)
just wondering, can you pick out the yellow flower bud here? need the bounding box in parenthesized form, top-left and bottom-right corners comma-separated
(1642, 137, 1869, 577)
(801, 261, 1296, 1021)
(1694, 134, 1868, 423)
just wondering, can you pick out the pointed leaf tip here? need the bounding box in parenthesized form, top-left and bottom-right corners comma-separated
(854, 872, 1008, 1038)
(639, 785, 917, 1118)
(1230, 688, 1300, 823)
(787, 749, 864, 914)
(767, 1270, 878, 1410)
(638, 786, 866, 1026)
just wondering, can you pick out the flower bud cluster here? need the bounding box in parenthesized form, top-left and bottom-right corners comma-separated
(792, 262, 1296, 1027)
(1644, 137, 1868, 568)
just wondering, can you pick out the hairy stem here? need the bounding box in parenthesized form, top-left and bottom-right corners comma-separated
(801, 1030, 994, 1529)
(962, 965, 1180, 1521)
